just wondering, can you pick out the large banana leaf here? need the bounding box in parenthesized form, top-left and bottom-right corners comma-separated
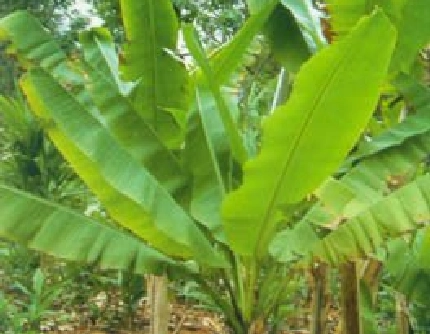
(389, 0, 430, 73)
(306, 130, 430, 237)
(0, 10, 98, 120)
(2, 16, 188, 197)
(325, 0, 430, 73)
(211, 0, 278, 84)
(222, 10, 396, 257)
(300, 80, 430, 231)
(273, 174, 430, 265)
(0, 185, 177, 275)
(80, 30, 188, 196)
(347, 74, 430, 163)
(324, 0, 406, 39)
(312, 173, 430, 264)
(119, 0, 189, 148)
(384, 237, 430, 304)
(0, 11, 67, 74)
(20, 69, 226, 268)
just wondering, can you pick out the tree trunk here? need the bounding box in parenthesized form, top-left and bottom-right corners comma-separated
(340, 261, 360, 334)
(361, 259, 382, 306)
(359, 259, 382, 334)
(310, 263, 329, 334)
(147, 274, 169, 334)
(396, 293, 409, 334)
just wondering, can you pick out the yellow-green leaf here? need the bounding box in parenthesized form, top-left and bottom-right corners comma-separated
(222, 10, 396, 257)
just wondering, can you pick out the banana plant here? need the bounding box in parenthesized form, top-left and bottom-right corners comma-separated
(0, 0, 429, 333)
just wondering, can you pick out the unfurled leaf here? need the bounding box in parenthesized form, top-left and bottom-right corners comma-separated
(310, 174, 430, 264)
(20, 69, 226, 268)
(0, 185, 178, 275)
(120, 0, 190, 147)
(222, 10, 396, 257)
(80, 36, 187, 195)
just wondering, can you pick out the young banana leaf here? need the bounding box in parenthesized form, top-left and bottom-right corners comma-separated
(119, 0, 190, 148)
(222, 10, 396, 258)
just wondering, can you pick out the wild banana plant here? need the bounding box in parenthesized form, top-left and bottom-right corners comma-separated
(0, 0, 429, 333)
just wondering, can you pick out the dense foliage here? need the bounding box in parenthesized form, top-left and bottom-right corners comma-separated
(0, 0, 430, 333)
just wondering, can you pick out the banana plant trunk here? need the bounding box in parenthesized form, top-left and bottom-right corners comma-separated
(359, 259, 382, 333)
(147, 274, 169, 334)
(340, 261, 360, 334)
(395, 292, 409, 334)
(361, 259, 382, 306)
(310, 263, 329, 334)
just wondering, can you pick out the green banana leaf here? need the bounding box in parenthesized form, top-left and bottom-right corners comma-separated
(385, 233, 430, 305)
(347, 74, 430, 163)
(222, 10, 396, 257)
(183, 86, 230, 242)
(0, 11, 67, 74)
(247, 0, 312, 71)
(296, 76, 430, 232)
(211, 0, 278, 84)
(389, 0, 430, 73)
(79, 31, 187, 196)
(325, 0, 430, 73)
(280, 0, 326, 50)
(269, 220, 320, 262)
(0, 185, 177, 275)
(0, 10, 98, 120)
(311, 173, 430, 264)
(395, 72, 430, 110)
(316, 130, 430, 233)
(263, 4, 311, 72)
(119, 0, 190, 148)
(183, 24, 247, 164)
(247, 0, 323, 57)
(324, 0, 406, 39)
(313, 79, 430, 227)
(272, 174, 430, 265)
(349, 113, 430, 164)
(20, 68, 226, 268)
(79, 28, 134, 96)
